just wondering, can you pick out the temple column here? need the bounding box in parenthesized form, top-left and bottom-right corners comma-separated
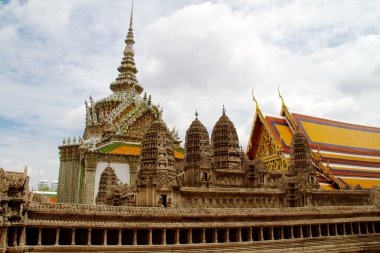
(13, 227, 18, 246)
(372, 223, 375, 234)
(334, 224, 338, 236)
(19, 227, 26, 247)
(201, 228, 206, 243)
(358, 223, 362, 235)
(225, 229, 229, 243)
(259, 227, 263, 241)
(318, 224, 321, 237)
(55, 228, 60, 246)
(2, 228, 8, 247)
(291, 226, 294, 239)
(188, 229, 192, 244)
(343, 224, 346, 236)
(175, 229, 180, 245)
(365, 223, 369, 234)
(350, 223, 354, 235)
(38, 227, 42, 246)
(118, 229, 122, 245)
(327, 225, 330, 237)
(83, 158, 96, 204)
(162, 229, 166, 245)
(103, 229, 107, 245)
(300, 226, 303, 238)
(309, 225, 312, 237)
(238, 228, 242, 242)
(281, 227, 284, 240)
(71, 228, 76, 245)
(248, 228, 253, 242)
(133, 230, 137, 245)
(270, 227, 274, 240)
(148, 229, 152, 245)
(213, 229, 218, 243)
(87, 228, 91, 246)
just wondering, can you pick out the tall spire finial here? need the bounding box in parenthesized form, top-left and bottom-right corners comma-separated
(222, 105, 226, 115)
(278, 85, 285, 106)
(195, 110, 199, 119)
(251, 88, 259, 111)
(110, 0, 143, 94)
(129, 0, 134, 29)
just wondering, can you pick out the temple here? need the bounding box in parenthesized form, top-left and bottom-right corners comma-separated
(1, 3, 380, 253)
(57, 4, 184, 205)
(247, 89, 380, 191)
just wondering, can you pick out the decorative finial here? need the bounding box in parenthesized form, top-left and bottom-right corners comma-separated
(195, 109, 199, 119)
(251, 88, 259, 111)
(222, 105, 226, 115)
(129, 0, 134, 29)
(278, 85, 285, 106)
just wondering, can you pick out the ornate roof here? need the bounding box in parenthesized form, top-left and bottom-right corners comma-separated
(247, 99, 380, 190)
(96, 141, 184, 159)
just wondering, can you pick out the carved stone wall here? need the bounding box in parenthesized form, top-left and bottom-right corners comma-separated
(57, 144, 80, 203)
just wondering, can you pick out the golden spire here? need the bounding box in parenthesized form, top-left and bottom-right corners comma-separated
(110, 0, 143, 95)
(251, 88, 260, 112)
(278, 85, 285, 107)
(278, 85, 298, 132)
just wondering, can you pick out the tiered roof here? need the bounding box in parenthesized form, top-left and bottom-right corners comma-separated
(247, 95, 380, 190)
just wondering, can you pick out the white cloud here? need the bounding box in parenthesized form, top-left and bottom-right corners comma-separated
(1, 0, 380, 188)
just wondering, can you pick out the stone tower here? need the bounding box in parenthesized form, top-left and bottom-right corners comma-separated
(136, 120, 178, 207)
(211, 107, 241, 170)
(57, 137, 81, 203)
(57, 2, 184, 205)
(95, 166, 121, 206)
(289, 131, 314, 176)
(283, 130, 319, 207)
(184, 112, 212, 187)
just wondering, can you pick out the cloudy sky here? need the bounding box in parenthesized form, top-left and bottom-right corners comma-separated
(1, 0, 380, 188)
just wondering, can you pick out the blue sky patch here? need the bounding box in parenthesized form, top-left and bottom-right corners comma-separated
(0, 116, 20, 129)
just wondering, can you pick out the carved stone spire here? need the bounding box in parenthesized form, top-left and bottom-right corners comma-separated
(288, 131, 312, 176)
(110, 0, 143, 95)
(184, 113, 212, 186)
(211, 111, 241, 170)
(139, 120, 176, 184)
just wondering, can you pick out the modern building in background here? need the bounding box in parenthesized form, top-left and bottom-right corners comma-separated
(50, 181, 58, 192)
(37, 180, 48, 191)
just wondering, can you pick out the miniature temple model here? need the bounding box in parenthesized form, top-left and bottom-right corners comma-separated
(1, 2, 380, 252)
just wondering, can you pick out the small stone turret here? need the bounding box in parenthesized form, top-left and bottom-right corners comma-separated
(136, 120, 177, 207)
(289, 131, 312, 176)
(139, 120, 176, 180)
(211, 107, 241, 170)
(95, 166, 121, 206)
(184, 112, 212, 187)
